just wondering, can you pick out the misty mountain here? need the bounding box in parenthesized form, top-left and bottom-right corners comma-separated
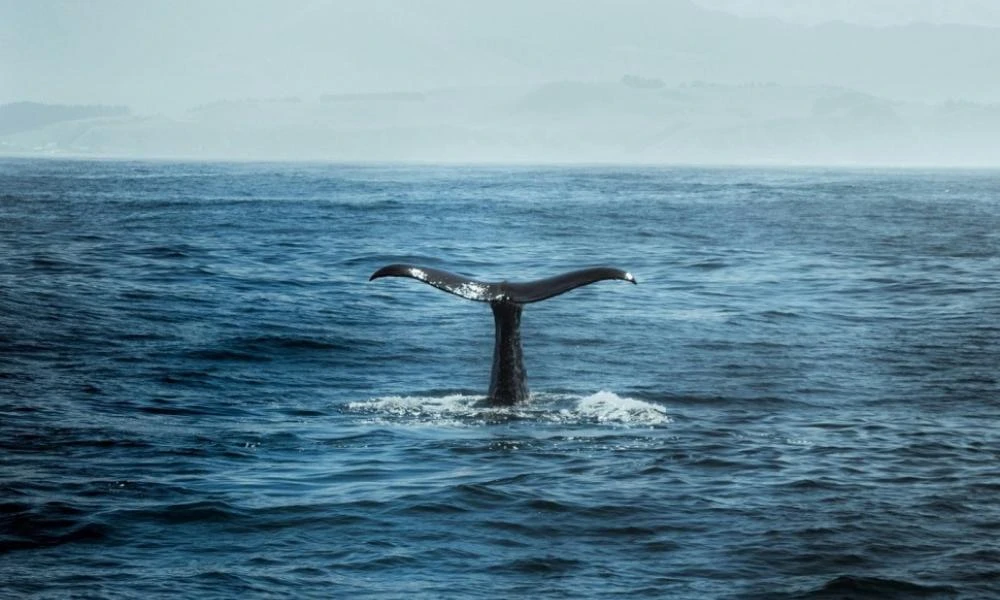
(0, 102, 130, 136)
(4, 80, 999, 166)
(402, 0, 1000, 103)
(4, 0, 1000, 113)
(4, 1, 1000, 165)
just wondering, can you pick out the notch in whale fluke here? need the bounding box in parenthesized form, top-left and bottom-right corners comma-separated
(369, 263, 636, 303)
(369, 263, 637, 406)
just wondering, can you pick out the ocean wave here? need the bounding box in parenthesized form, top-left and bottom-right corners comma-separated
(0, 501, 112, 554)
(787, 575, 959, 599)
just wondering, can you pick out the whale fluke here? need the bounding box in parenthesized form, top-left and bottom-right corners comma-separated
(369, 264, 503, 301)
(502, 267, 636, 303)
(369, 264, 635, 303)
(369, 264, 637, 405)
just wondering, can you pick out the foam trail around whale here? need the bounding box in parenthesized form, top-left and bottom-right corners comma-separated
(342, 391, 671, 427)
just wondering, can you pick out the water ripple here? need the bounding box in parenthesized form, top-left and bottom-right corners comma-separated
(2, 160, 999, 599)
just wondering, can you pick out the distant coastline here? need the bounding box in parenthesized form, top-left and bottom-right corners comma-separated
(3, 82, 999, 168)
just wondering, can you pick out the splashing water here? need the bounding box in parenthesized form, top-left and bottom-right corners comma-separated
(343, 391, 671, 427)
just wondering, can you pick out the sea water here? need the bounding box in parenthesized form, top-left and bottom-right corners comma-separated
(1, 159, 998, 598)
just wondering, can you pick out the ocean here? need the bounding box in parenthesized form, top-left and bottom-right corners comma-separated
(1, 158, 998, 599)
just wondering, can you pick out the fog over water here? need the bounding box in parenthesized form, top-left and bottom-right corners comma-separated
(2, 0, 1000, 165)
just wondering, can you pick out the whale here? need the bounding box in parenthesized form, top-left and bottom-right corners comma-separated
(369, 264, 637, 405)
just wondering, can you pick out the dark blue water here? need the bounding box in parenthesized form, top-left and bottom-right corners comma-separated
(2, 158, 999, 599)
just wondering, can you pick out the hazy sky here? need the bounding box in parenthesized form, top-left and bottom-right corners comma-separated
(2, 0, 999, 113)
(696, 0, 1000, 26)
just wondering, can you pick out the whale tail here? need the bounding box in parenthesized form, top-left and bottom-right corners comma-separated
(368, 264, 636, 303)
(369, 264, 637, 405)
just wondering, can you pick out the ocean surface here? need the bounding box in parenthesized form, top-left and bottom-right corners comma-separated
(1, 158, 999, 599)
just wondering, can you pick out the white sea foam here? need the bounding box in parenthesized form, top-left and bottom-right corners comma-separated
(344, 394, 481, 422)
(343, 391, 671, 427)
(570, 391, 672, 426)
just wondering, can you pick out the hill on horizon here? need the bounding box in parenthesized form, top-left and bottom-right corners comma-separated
(3, 0, 1000, 113)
